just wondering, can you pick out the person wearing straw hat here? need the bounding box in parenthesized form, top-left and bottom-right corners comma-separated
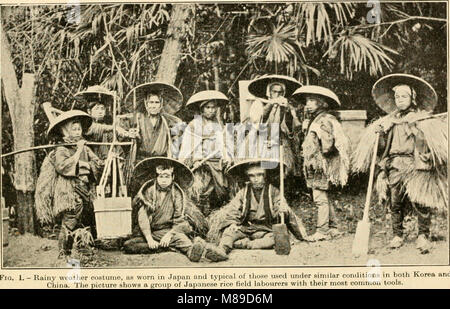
(291, 85, 351, 242)
(352, 73, 447, 254)
(75, 85, 133, 161)
(208, 159, 310, 256)
(123, 157, 227, 262)
(245, 75, 303, 177)
(178, 90, 232, 216)
(122, 82, 184, 161)
(35, 103, 103, 258)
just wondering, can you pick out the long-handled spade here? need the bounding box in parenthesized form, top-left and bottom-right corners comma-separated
(352, 132, 380, 258)
(273, 145, 291, 255)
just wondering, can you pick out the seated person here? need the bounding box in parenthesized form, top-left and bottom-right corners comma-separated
(123, 157, 226, 262)
(213, 159, 310, 257)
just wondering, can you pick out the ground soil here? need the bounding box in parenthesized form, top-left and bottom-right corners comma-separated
(3, 189, 448, 268)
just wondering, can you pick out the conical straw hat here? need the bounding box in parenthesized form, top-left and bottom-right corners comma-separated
(43, 103, 92, 137)
(291, 85, 341, 109)
(185, 90, 229, 110)
(124, 82, 183, 115)
(248, 74, 302, 98)
(132, 156, 193, 191)
(372, 73, 437, 113)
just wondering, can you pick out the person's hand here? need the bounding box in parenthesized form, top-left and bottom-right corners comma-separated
(277, 97, 289, 107)
(147, 238, 160, 250)
(192, 161, 202, 170)
(76, 139, 86, 150)
(228, 224, 239, 233)
(375, 119, 394, 134)
(116, 126, 127, 137)
(289, 105, 299, 117)
(302, 119, 310, 131)
(129, 128, 140, 139)
(159, 232, 173, 248)
(270, 97, 288, 107)
(279, 197, 290, 213)
(222, 158, 232, 170)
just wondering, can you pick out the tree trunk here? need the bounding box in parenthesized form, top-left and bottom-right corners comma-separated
(155, 4, 194, 84)
(213, 56, 220, 91)
(1, 22, 36, 234)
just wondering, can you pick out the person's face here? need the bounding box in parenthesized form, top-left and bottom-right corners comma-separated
(305, 96, 321, 114)
(145, 94, 162, 116)
(157, 173, 174, 188)
(201, 101, 217, 120)
(269, 84, 284, 99)
(247, 166, 266, 189)
(89, 103, 106, 121)
(394, 90, 412, 111)
(67, 121, 83, 140)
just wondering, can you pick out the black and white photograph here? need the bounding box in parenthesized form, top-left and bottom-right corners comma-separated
(1, 1, 448, 273)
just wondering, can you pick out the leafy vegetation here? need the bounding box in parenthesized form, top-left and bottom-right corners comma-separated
(1, 3, 447, 231)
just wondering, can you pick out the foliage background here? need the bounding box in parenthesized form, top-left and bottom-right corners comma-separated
(1, 2, 447, 191)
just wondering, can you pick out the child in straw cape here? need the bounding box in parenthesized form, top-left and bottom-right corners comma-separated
(292, 86, 351, 242)
(35, 112, 102, 257)
(352, 75, 447, 254)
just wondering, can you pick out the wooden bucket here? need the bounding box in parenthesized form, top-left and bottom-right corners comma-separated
(2, 197, 9, 247)
(94, 197, 132, 239)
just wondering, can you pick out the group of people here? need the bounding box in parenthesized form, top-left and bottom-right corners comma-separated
(34, 73, 448, 262)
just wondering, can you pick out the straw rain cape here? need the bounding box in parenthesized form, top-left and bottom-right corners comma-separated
(302, 113, 351, 188)
(352, 111, 448, 210)
(34, 150, 89, 224)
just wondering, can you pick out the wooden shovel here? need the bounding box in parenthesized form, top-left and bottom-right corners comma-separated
(273, 145, 291, 255)
(352, 132, 380, 257)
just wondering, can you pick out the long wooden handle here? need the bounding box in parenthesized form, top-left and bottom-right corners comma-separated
(362, 133, 380, 221)
(280, 145, 285, 225)
(1, 142, 132, 158)
(190, 148, 222, 172)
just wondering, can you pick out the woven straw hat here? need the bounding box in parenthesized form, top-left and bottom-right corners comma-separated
(74, 85, 115, 104)
(124, 82, 183, 115)
(372, 73, 438, 113)
(132, 157, 193, 191)
(43, 102, 92, 137)
(248, 74, 302, 99)
(185, 90, 229, 110)
(291, 85, 341, 109)
(226, 158, 287, 181)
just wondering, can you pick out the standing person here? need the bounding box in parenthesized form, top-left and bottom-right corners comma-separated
(35, 104, 102, 258)
(123, 157, 225, 263)
(178, 90, 231, 216)
(244, 75, 303, 176)
(291, 86, 351, 241)
(123, 82, 184, 161)
(207, 158, 310, 257)
(352, 74, 447, 254)
(74, 85, 132, 161)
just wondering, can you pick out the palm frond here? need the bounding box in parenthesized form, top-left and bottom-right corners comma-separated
(295, 3, 356, 46)
(325, 33, 398, 79)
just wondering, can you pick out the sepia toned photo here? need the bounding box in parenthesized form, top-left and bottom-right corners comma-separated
(0, 0, 449, 291)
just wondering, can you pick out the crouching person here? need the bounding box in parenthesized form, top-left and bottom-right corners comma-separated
(123, 157, 226, 262)
(212, 159, 310, 256)
(36, 103, 102, 258)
